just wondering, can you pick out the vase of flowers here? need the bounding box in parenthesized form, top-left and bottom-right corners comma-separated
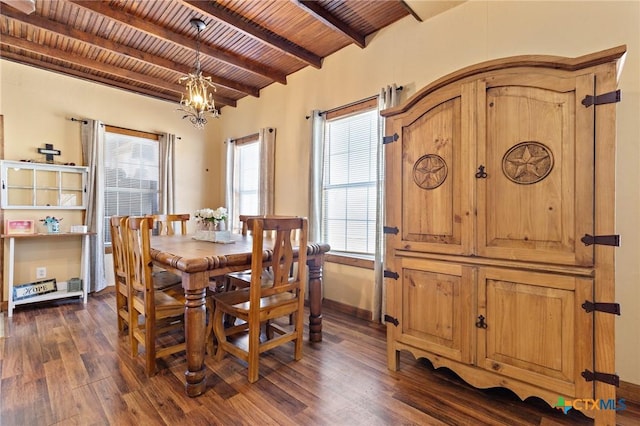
(195, 207, 227, 228)
(194, 207, 229, 241)
(40, 216, 62, 233)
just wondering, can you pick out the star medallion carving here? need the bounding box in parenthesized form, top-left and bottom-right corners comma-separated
(502, 141, 554, 184)
(413, 154, 448, 190)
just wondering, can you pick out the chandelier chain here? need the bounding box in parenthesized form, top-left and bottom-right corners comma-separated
(194, 25, 202, 74)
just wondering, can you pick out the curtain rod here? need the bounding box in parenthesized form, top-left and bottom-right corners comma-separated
(318, 86, 403, 116)
(72, 119, 181, 139)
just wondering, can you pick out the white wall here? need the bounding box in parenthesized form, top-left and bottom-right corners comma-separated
(217, 1, 640, 385)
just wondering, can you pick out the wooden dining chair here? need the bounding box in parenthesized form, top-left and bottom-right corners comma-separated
(212, 216, 308, 383)
(109, 216, 130, 334)
(149, 213, 190, 236)
(147, 214, 190, 290)
(109, 214, 186, 335)
(226, 214, 298, 290)
(126, 216, 186, 376)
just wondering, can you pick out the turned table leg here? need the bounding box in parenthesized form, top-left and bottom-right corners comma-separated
(308, 256, 323, 342)
(184, 284, 207, 397)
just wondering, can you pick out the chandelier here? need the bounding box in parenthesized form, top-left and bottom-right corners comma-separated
(178, 18, 219, 129)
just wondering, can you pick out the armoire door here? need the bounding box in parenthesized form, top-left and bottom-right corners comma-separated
(476, 267, 593, 399)
(476, 73, 596, 266)
(388, 257, 474, 364)
(385, 82, 475, 256)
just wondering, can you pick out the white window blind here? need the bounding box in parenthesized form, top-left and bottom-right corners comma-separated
(322, 109, 378, 255)
(233, 141, 260, 227)
(104, 131, 159, 243)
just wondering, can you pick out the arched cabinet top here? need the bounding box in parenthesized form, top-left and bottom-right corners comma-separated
(381, 44, 627, 118)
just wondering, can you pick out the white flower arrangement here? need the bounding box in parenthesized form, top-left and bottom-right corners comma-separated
(194, 207, 228, 224)
(193, 207, 232, 243)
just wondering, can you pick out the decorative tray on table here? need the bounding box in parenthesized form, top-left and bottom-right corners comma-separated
(192, 229, 234, 244)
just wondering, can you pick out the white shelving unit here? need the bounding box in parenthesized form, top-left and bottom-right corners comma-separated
(3, 232, 91, 317)
(1, 160, 91, 316)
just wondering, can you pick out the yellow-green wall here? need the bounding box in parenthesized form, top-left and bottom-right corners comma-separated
(1, 0, 638, 385)
(0, 61, 222, 287)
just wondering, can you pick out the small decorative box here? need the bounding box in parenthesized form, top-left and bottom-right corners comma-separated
(68, 277, 82, 292)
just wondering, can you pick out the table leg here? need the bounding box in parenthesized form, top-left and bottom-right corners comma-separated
(308, 256, 323, 342)
(184, 286, 207, 397)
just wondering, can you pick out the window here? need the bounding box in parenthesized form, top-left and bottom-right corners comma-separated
(322, 104, 379, 256)
(227, 130, 275, 233)
(234, 138, 260, 221)
(104, 126, 159, 243)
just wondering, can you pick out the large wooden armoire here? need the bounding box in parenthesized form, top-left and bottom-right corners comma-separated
(382, 46, 626, 424)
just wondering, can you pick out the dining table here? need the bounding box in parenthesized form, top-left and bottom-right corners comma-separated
(150, 232, 330, 397)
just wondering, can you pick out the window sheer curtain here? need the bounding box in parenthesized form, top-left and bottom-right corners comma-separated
(158, 133, 176, 214)
(259, 128, 276, 216)
(375, 84, 400, 323)
(225, 137, 234, 221)
(81, 119, 107, 292)
(224, 128, 276, 231)
(308, 110, 325, 243)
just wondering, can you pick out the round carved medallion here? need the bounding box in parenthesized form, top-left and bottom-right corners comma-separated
(412, 154, 448, 190)
(502, 141, 554, 185)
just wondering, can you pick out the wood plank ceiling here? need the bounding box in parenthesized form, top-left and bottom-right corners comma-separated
(0, 0, 413, 110)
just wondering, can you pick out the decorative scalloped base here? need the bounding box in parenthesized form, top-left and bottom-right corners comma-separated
(390, 345, 599, 421)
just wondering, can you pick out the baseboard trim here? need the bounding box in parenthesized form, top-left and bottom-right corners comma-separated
(322, 298, 373, 322)
(619, 380, 640, 404)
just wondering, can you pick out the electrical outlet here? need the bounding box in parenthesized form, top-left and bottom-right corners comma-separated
(36, 267, 47, 279)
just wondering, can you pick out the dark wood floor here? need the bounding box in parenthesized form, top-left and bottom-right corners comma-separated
(1, 291, 638, 426)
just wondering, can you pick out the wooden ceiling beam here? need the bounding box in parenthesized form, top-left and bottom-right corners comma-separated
(1, 51, 181, 104)
(182, 0, 322, 69)
(0, 34, 237, 107)
(399, 0, 423, 22)
(295, 0, 366, 49)
(0, 7, 260, 97)
(68, 0, 287, 85)
(0, 0, 35, 15)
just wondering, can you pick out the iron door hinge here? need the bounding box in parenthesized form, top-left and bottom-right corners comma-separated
(383, 226, 399, 235)
(383, 133, 399, 144)
(384, 270, 399, 280)
(384, 315, 399, 326)
(582, 370, 620, 387)
(581, 234, 620, 247)
(582, 90, 621, 107)
(582, 300, 621, 315)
